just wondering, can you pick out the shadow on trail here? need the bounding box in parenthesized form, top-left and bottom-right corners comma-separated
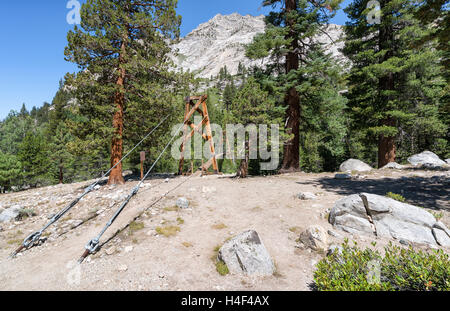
(297, 175, 449, 211)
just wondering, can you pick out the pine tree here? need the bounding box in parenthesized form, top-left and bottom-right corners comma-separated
(223, 79, 237, 112)
(0, 152, 22, 193)
(48, 122, 75, 184)
(246, 0, 343, 171)
(344, 0, 448, 167)
(64, 0, 181, 185)
(18, 132, 50, 187)
(229, 77, 285, 177)
(0, 111, 33, 155)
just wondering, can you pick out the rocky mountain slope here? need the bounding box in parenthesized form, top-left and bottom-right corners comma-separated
(171, 13, 346, 78)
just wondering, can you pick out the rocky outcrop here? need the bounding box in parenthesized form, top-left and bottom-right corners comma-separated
(408, 151, 446, 167)
(218, 230, 275, 276)
(171, 13, 345, 78)
(329, 193, 450, 247)
(339, 159, 373, 172)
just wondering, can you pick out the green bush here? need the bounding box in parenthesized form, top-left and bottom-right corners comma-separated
(386, 192, 406, 203)
(314, 240, 450, 291)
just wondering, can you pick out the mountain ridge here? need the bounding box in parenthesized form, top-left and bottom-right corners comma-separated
(171, 13, 346, 78)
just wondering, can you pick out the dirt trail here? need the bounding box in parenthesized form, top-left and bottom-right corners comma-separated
(0, 170, 448, 291)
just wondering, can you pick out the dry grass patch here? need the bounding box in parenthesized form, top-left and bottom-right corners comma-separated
(182, 242, 193, 248)
(289, 227, 301, 234)
(164, 206, 179, 212)
(211, 223, 227, 230)
(212, 244, 229, 276)
(7, 239, 22, 246)
(251, 206, 263, 212)
(129, 221, 145, 235)
(156, 225, 180, 237)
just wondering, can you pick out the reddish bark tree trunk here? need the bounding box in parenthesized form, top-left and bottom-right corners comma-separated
(236, 139, 249, 178)
(281, 0, 301, 171)
(378, 130, 396, 168)
(377, 2, 396, 168)
(108, 40, 127, 185)
(59, 162, 63, 184)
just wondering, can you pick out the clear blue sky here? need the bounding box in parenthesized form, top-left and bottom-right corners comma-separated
(0, 0, 350, 120)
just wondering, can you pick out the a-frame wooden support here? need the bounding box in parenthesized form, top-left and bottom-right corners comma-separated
(178, 95, 219, 175)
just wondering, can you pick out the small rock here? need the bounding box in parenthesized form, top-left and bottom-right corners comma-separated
(164, 178, 170, 183)
(71, 220, 83, 228)
(399, 240, 409, 246)
(202, 186, 216, 193)
(176, 198, 189, 209)
(118, 264, 128, 272)
(327, 230, 341, 238)
(327, 244, 343, 257)
(297, 192, 317, 200)
(381, 162, 405, 170)
(106, 246, 116, 255)
(300, 226, 328, 251)
(335, 173, 352, 180)
(124, 246, 133, 253)
(94, 185, 101, 190)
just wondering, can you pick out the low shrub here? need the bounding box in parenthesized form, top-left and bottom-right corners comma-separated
(314, 240, 450, 291)
(386, 192, 406, 203)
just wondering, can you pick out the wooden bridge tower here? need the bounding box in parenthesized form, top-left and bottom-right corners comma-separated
(178, 95, 219, 175)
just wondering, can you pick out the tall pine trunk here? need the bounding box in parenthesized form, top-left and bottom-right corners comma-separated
(59, 160, 63, 184)
(236, 139, 250, 178)
(378, 0, 396, 168)
(281, 0, 301, 171)
(108, 39, 127, 185)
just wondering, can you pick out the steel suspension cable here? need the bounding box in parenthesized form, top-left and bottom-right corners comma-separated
(10, 114, 170, 258)
(78, 116, 206, 263)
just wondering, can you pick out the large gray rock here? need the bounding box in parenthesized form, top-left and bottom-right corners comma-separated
(408, 151, 446, 167)
(300, 226, 328, 251)
(329, 193, 447, 246)
(339, 159, 373, 172)
(0, 206, 21, 223)
(381, 162, 405, 170)
(329, 195, 375, 234)
(218, 230, 275, 276)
